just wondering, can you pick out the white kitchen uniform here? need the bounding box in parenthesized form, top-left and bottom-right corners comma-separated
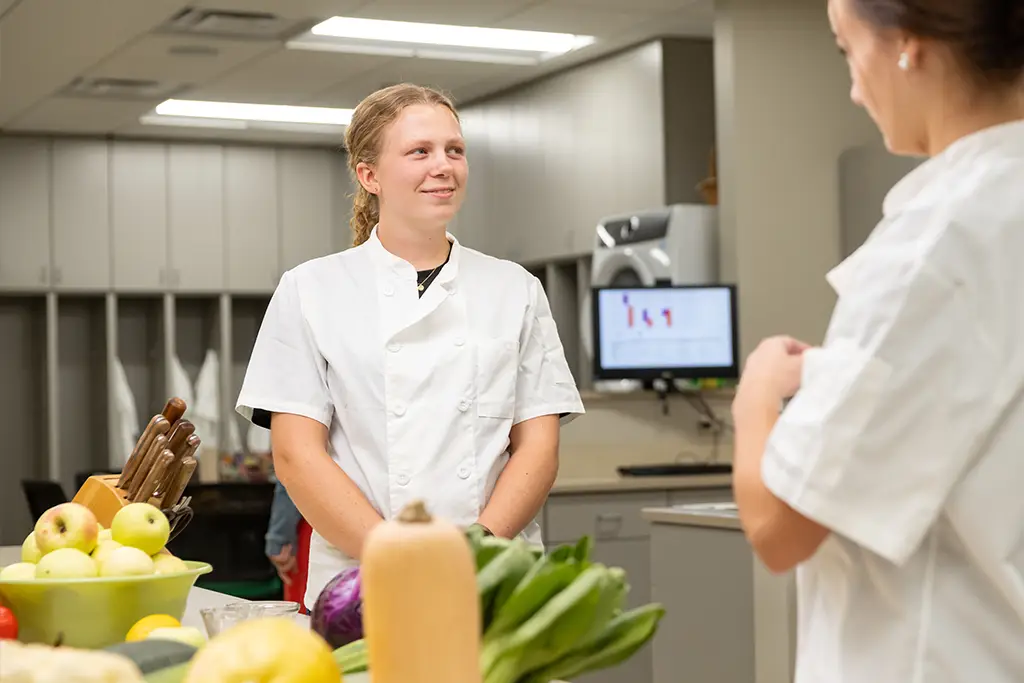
(236, 226, 585, 607)
(762, 119, 1024, 682)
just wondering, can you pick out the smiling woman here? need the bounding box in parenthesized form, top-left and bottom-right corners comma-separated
(235, 83, 585, 611)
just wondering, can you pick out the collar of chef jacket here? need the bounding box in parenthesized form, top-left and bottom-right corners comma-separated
(827, 119, 1024, 296)
(364, 223, 463, 343)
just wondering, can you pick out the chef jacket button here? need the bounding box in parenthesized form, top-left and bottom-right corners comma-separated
(387, 341, 401, 353)
(397, 473, 410, 486)
(393, 404, 406, 417)
(457, 465, 471, 480)
(458, 400, 470, 412)
(383, 285, 395, 296)
(454, 336, 465, 347)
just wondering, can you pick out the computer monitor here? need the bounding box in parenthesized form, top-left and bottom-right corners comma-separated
(591, 284, 739, 381)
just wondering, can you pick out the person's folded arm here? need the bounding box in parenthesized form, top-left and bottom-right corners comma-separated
(477, 414, 559, 538)
(737, 229, 1000, 574)
(270, 413, 383, 560)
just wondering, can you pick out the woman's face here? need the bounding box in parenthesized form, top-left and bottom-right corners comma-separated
(366, 103, 468, 230)
(829, 0, 927, 156)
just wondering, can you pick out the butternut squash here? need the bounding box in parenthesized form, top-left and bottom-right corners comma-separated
(361, 500, 482, 683)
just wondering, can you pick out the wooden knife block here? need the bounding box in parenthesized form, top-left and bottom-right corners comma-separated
(72, 475, 186, 534)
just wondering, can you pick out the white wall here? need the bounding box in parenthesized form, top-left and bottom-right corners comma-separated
(713, 0, 881, 355)
(454, 38, 716, 265)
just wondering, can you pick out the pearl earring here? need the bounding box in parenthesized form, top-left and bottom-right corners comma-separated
(898, 52, 910, 71)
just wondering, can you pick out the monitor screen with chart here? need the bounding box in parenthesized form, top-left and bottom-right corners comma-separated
(591, 284, 739, 380)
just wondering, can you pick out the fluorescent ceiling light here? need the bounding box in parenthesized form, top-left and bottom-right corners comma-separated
(288, 16, 594, 65)
(152, 99, 353, 126)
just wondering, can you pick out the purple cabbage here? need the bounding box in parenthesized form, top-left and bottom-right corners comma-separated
(311, 565, 364, 649)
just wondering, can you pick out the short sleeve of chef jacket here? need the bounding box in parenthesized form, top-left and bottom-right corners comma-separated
(236, 270, 333, 430)
(761, 214, 1003, 566)
(514, 274, 586, 427)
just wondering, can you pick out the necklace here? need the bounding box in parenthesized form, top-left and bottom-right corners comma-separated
(417, 265, 441, 292)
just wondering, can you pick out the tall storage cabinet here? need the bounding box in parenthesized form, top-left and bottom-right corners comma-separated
(0, 134, 353, 545)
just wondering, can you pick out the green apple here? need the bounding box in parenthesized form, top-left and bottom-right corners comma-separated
(147, 626, 206, 648)
(91, 539, 123, 565)
(34, 502, 100, 555)
(111, 503, 170, 556)
(21, 532, 42, 563)
(97, 545, 155, 577)
(98, 528, 113, 544)
(35, 548, 98, 579)
(0, 562, 37, 580)
(152, 553, 189, 575)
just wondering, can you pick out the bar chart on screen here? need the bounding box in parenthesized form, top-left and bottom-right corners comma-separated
(598, 288, 734, 370)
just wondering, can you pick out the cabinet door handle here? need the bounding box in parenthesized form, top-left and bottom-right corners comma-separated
(595, 513, 624, 538)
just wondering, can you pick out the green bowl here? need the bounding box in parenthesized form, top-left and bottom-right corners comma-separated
(0, 560, 212, 649)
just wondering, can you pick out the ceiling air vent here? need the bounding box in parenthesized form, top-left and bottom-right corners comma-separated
(60, 77, 184, 100)
(160, 7, 306, 41)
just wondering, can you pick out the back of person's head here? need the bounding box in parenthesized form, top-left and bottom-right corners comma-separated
(850, 0, 1024, 85)
(343, 84, 460, 246)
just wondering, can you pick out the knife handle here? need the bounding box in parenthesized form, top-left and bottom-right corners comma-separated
(161, 434, 201, 497)
(166, 420, 195, 458)
(162, 397, 187, 425)
(118, 416, 170, 490)
(161, 455, 198, 511)
(135, 449, 175, 504)
(127, 434, 167, 500)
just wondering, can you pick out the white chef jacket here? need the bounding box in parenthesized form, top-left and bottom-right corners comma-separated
(236, 226, 585, 607)
(762, 119, 1024, 682)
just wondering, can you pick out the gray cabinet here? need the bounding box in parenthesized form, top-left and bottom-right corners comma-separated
(542, 485, 734, 683)
(225, 147, 280, 292)
(52, 139, 111, 290)
(111, 142, 169, 291)
(168, 145, 225, 292)
(280, 149, 335, 271)
(0, 137, 51, 289)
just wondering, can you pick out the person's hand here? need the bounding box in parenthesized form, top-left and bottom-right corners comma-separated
(269, 544, 297, 585)
(734, 336, 812, 417)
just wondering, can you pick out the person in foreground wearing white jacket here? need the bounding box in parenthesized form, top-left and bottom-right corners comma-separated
(236, 83, 585, 609)
(731, 0, 1024, 681)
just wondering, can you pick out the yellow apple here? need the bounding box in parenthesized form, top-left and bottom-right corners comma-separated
(152, 554, 188, 574)
(21, 533, 42, 563)
(98, 546, 155, 577)
(35, 548, 98, 579)
(34, 503, 100, 555)
(111, 503, 170, 556)
(0, 562, 37, 580)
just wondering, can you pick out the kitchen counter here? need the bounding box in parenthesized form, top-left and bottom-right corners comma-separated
(551, 473, 731, 494)
(640, 501, 742, 528)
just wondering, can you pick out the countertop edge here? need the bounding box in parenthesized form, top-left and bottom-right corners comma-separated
(641, 506, 743, 530)
(550, 474, 732, 494)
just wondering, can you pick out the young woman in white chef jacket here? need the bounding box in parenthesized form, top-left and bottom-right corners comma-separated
(236, 84, 585, 609)
(731, 0, 1024, 680)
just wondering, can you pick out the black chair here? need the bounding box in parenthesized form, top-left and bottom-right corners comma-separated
(165, 482, 282, 600)
(21, 480, 69, 521)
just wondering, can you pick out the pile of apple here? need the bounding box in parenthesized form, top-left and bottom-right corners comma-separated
(0, 502, 189, 580)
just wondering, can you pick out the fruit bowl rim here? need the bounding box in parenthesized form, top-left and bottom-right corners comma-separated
(0, 560, 212, 585)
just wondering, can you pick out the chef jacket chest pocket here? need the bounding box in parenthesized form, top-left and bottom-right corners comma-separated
(476, 339, 519, 419)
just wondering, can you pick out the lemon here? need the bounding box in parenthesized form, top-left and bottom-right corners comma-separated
(183, 617, 339, 683)
(126, 613, 181, 642)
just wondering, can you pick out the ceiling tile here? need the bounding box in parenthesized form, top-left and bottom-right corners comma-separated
(351, 0, 534, 26)
(6, 97, 157, 134)
(187, 0, 368, 21)
(543, 0, 703, 11)
(185, 47, 391, 104)
(0, 0, 185, 124)
(85, 34, 277, 86)
(495, 4, 653, 36)
(304, 56, 525, 108)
